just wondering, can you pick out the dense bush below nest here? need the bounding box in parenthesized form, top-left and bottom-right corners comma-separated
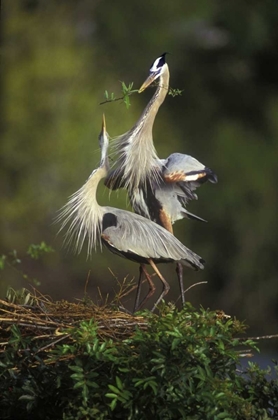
(0, 288, 277, 420)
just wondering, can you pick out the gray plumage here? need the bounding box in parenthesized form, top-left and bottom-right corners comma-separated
(57, 115, 205, 311)
(105, 53, 217, 227)
(101, 207, 204, 268)
(104, 53, 216, 307)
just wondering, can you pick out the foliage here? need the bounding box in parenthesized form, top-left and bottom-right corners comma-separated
(0, 243, 54, 289)
(0, 293, 277, 420)
(101, 81, 138, 109)
(27, 242, 54, 260)
(168, 87, 184, 97)
(101, 81, 183, 108)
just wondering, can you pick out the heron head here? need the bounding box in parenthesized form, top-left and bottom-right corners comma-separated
(138, 52, 168, 93)
(99, 114, 109, 168)
(99, 114, 107, 146)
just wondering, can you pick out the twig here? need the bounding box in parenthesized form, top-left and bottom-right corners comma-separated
(84, 270, 91, 295)
(119, 278, 148, 299)
(184, 281, 208, 294)
(175, 281, 208, 304)
(238, 353, 254, 358)
(35, 334, 70, 354)
(100, 89, 138, 106)
(100, 96, 125, 105)
(245, 334, 278, 341)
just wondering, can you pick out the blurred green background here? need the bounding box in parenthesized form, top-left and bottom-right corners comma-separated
(2, 0, 278, 339)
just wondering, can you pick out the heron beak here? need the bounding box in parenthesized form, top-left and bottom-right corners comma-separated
(102, 113, 106, 132)
(138, 72, 159, 93)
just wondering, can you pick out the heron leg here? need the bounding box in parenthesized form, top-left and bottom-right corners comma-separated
(133, 264, 156, 313)
(133, 265, 144, 312)
(148, 259, 170, 312)
(176, 262, 185, 306)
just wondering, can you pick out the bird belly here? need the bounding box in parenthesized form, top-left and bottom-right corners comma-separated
(101, 238, 173, 265)
(130, 182, 183, 230)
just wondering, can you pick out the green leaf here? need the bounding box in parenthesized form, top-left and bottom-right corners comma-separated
(108, 384, 121, 394)
(115, 376, 123, 390)
(0, 254, 6, 269)
(19, 395, 35, 401)
(69, 365, 84, 373)
(73, 381, 85, 389)
(105, 393, 118, 399)
(27, 242, 54, 259)
(171, 338, 181, 350)
(217, 413, 233, 419)
(110, 399, 117, 411)
(86, 381, 99, 389)
(99, 342, 106, 352)
(71, 372, 83, 379)
(82, 384, 89, 400)
(124, 95, 130, 109)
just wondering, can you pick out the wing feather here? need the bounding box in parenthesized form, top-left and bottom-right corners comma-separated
(162, 153, 217, 184)
(102, 207, 204, 270)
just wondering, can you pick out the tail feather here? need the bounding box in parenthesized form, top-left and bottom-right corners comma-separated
(205, 167, 218, 184)
(182, 254, 205, 271)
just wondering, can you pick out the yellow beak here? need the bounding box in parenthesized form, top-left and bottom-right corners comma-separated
(102, 113, 106, 132)
(138, 72, 159, 93)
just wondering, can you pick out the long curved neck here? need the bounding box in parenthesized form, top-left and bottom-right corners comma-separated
(114, 65, 170, 190)
(78, 149, 109, 216)
(86, 166, 107, 203)
(134, 65, 169, 139)
(59, 164, 107, 254)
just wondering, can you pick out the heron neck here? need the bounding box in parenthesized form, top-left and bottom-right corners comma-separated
(112, 66, 169, 190)
(136, 66, 169, 137)
(76, 165, 106, 252)
(58, 164, 106, 255)
(86, 165, 107, 205)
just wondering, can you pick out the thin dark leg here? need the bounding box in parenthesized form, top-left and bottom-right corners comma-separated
(133, 264, 156, 313)
(176, 262, 185, 306)
(148, 259, 170, 312)
(133, 265, 144, 313)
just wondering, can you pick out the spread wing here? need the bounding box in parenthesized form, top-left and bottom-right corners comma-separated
(161, 153, 217, 185)
(101, 207, 205, 270)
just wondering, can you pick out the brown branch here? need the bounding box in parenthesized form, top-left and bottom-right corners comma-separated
(175, 281, 208, 304)
(246, 334, 278, 341)
(35, 334, 70, 354)
(99, 96, 125, 105)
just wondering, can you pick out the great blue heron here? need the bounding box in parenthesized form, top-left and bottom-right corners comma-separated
(58, 115, 205, 312)
(105, 53, 217, 304)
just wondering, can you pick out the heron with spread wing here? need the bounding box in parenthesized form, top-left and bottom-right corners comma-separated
(105, 53, 217, 304)
(58, 115, 205, 312)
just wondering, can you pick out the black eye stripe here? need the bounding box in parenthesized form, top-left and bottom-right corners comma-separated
(150, 53, 167, 72)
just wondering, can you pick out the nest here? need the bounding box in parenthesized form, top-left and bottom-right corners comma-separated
(1, 287, 274, 365)
(0, 287, 148, 361)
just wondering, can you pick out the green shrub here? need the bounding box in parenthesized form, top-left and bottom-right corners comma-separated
(0, 293, 277, 420)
